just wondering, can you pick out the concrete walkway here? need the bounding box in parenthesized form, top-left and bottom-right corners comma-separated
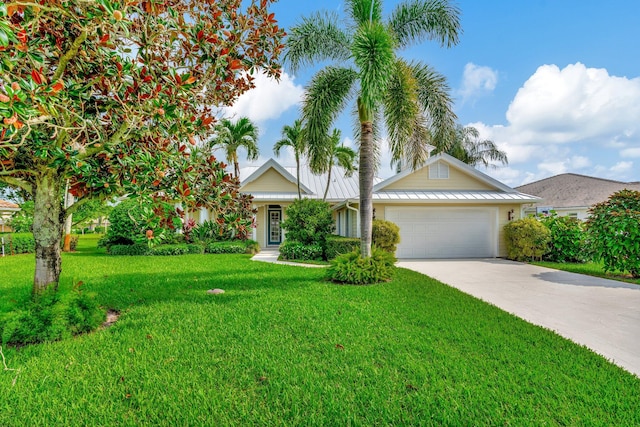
(251, 249, 326, 268)
(397, 258, 640, 377)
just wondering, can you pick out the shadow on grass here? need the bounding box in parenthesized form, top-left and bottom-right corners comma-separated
(532, 271, 640, 290)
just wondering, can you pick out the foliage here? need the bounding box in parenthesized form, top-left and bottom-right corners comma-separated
(324, 235, 361, 260)
(0, 0, 285, 292)
(372, 219, 401, 254)
(538, 214, 586, 263)
(99, 199, 148, 248)
(108, 243, 151, 256)
(327, 247, 396, 285)
(1, 286, 103, 345)
(287, 0, 460, 257)
(321, 128, 357, 201)
(182, 218, 197, 243)
(586, 190, 640, 277)
(70, 199, 113, 229)
(274, 119, 307, 198)
(504, 217, 551, 262)
(1, 232, 35, 254)
(437, 124, 508, 168)
(205, 240, 259, 255)
(150, 244, 204, 256)
(209, 117, 260, 178)
(282, 198, 334, 246)
(8, 201, 33, 232)
(279, 240, 324, 261)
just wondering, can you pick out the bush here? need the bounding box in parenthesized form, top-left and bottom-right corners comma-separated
(99, 199, 148, 249)
(279, 240, 324, 261)
(586, 189, 640, 277)
(150, 244, 204, 256)
(1, 233, 35, 254)
(8, 201, 34, 233)
(94, 226, 106, 234)
(282, 199, 334, 246)
(539, 214, 586, 263)
(372, 219, 400, 254)
(1, 287, 104, 345)
(325, 235, 360, 260)
(504, 217, 551, 261)
(205, 240, 258, 254)
(108, 244, 151, 256)
(327, 247, 396, 285)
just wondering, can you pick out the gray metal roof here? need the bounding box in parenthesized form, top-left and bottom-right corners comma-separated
(372, 191, 539, 202)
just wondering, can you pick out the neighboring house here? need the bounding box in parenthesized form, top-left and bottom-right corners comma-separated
(0, 199, 20, 232)
(516, 173, 640, 220)
(193, 154, 538, 259)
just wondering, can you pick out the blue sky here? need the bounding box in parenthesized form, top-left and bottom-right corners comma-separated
(223, 0, 640, 186)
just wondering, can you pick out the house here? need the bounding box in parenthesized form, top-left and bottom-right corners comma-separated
(515, 173, 640, 220)
(0, 199, 20, 232)
(196, 153, 537, 259)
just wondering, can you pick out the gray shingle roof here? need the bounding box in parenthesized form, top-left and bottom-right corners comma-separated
(515, 173, 640, 208)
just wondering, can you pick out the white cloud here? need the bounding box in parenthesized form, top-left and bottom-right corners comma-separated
(621, 147, 640, 158)
(224, 72, 303, 123)
(459, 63, 498, 102)
(610, 161, 633, 174)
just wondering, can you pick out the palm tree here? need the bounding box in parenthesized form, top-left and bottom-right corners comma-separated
(211, 117, 259, 178)
(321, 129, 357, 201)
(443, 125, 508, 168)
(286, 0, 461, 257)
(273, 119, 307, 199)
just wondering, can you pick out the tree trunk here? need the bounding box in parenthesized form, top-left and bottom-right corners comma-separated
(32, 170, 65, 294)
(359, 120, 374, 258)
(323, 163, 332, 202)
(63, 185, 74, 252)
(295, 154, 301, 199)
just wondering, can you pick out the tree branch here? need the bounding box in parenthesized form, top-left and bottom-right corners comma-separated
(52, 29, 89, 82)
(0, 176, 33, 194)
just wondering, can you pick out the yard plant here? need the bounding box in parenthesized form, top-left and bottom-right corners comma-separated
(1, 236, 638, 425)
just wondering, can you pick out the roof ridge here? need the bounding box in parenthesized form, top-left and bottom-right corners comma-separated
(517, 172, 633, 188)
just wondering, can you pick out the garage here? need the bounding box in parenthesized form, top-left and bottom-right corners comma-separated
(385, 207, 497, 259)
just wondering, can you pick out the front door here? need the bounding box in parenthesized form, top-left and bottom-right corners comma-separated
(267, 208, 282, 245)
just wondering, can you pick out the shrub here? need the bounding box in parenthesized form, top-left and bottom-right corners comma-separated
(504, 217, 551, 261)
(94, 226, 105, 233)
(1, 233, 35, 254)
(586, 189, 640, 277)
(99, 199, 147, 248)
(325, 235, 360, 260)
(539, 214, 586, 263)
(205, 240, 257, 254)
(8, 201, 34, 233)
(279, 240, 324, 261)
(108, 244, 151, 256)
(282, 199, 334, 246)
(372, 219, 400, 254)
(327, 247, 396, 285)
(1, 287, 104, 345)
(150, 244, 203, 256)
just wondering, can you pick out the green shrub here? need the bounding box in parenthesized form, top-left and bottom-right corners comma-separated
(94, 226, 106, 233)
(325, 235, 360, 260)
(205, 240, 257, 254)
(1, 287, 104, 345)
(150, 244, 198, 256)
(504, 217, 551, 261)
(1, 233, 35, 254)
(282, 199, 334, 246)
(586, 189, 640, 277)
(327, 247, 396, 285)
(99, 199, 148, 248)
(108, 244, 151, 256)
(372, 219, 400, 254)
(279, 240, 324, 261)
(8, 201, 33, 233)
(539, 214, 586, 263)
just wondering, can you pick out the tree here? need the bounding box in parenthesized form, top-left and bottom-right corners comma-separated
(321, 129, 357, 201)
(273, 119, 307, 198)
(442, 125, 508, 168)
(286, 0, 460, 257)
(0, 1, 284, 294)
(211, 117, 260, 178)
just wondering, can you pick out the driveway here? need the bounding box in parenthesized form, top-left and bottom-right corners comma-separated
(397, 258, 640, 377)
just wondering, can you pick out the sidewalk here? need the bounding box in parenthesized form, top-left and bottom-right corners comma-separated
(251, 248, 327, 268)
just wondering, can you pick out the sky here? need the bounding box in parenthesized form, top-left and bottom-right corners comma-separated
(221, 0, 640, 187)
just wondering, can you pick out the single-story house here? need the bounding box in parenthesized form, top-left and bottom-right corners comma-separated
(516, 173, 640, 220)
(0, 199, 20, 232)
(190, 153, 539, 259)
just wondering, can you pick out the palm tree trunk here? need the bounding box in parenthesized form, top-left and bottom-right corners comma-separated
(323, 164, 332, 202)
(359, 120, 374, 258)
(295, 154, 301, 199)
(32, 169, 65, 294)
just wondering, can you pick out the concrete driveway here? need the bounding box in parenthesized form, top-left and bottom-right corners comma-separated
(397, 258, 640, 377)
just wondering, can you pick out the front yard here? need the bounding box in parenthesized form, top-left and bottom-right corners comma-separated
(1, 236, 639, 425)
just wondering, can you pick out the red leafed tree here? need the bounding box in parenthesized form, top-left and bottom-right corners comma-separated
(0, 0, 285, 294)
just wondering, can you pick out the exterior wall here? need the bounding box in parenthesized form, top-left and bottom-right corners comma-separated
(384, 163, 495, 191)
(241, 168, 299, 193)
(254, 203, 293, 248)
(373, 202, 524, 257)
(523, 206, 589, 220)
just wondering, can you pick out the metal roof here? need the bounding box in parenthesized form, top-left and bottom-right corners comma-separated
(372, 191, 540, 203)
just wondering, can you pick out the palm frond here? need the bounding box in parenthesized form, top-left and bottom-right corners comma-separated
(285, 11, 352, 73)
(346, 0, 383, 25)
(303, 66, 358, 173)
(389, 0, 462, 48)
(274, 119, 306, 159)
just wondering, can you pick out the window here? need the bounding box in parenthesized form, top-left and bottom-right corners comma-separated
(429, 162, 449, 179)
(568, 213, 578, 218)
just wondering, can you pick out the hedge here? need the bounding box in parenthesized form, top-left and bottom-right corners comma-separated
(205, 240, 259, 254)
(279, 240, 323, 261)
(0, 233, 35, 255)
(325, 235, 360, 260)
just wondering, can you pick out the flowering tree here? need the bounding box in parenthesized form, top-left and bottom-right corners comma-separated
(0, 0, 285, 294)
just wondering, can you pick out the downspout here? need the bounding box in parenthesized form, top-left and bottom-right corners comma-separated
(346, 201, 360, 238)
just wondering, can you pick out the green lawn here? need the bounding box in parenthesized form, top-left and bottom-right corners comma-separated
(533, 261, 640, 286)
(1, 236, 639, 426)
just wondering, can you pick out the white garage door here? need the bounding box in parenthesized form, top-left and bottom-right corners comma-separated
(385, 207, 497, 259)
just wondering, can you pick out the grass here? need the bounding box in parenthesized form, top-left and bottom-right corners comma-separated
(533, 261, 640, 286)
(1, 235, 639, 426)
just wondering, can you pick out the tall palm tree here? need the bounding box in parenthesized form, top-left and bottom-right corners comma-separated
(211, 117, 259, 178)
(321, 129, 357, 201)
(443, 125, 508, 168)
(286, 0, 461, 257)
(273, 119, 307, 199)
